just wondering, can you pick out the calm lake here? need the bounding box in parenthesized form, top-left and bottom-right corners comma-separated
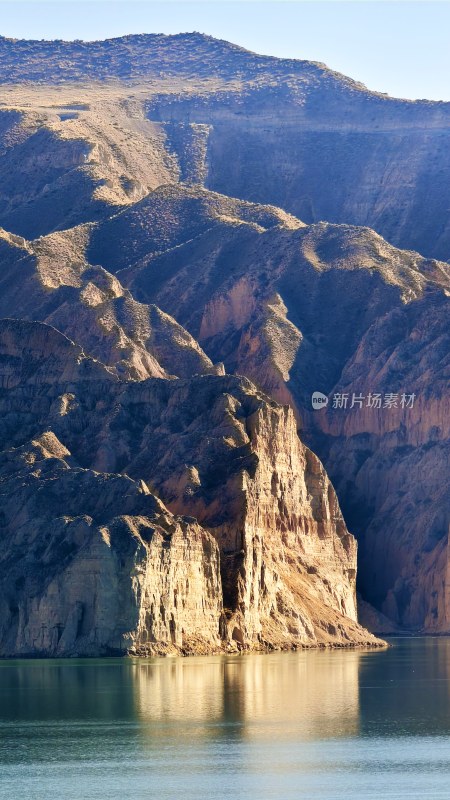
(1, 638, 450, 799)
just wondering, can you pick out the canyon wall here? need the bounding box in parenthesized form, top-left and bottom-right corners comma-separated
(124, 207, 450, 632)
(0, 320, 379, 654)
(0, 32, 448, 644)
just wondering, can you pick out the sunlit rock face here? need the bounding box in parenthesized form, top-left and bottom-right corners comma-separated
(124, 204, 449, 632)
(0, 320, 379, 655)
(0, 434, 223, 657)
(113, 378, 367, 648)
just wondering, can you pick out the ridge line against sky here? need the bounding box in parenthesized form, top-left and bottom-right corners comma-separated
(0, 1, 449, 101)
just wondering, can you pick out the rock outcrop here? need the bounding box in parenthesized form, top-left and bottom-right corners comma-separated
(0, 433, 222, 657)
(123, 210, 450, 633)
(0, 320, 380, 654)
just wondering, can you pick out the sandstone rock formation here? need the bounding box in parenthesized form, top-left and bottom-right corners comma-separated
(0, 320, 380, 654)
(0, 433, 222, 657)
(0, 31, 448, 651)
(121, 207, 450, 633)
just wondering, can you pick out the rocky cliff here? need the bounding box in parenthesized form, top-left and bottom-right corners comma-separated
(0, 32, 448, 650)
(0, 432, 222, 657)
(316, 292, 450, 631)
(0, 320, 379, 654)
(119, 201, 449, 633)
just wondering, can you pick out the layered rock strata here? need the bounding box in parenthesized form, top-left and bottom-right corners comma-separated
(0, 320, 380, 654)
(122, 209, 450, 632)
(0, 433, 222, 657)
(1, 32, 448, 644)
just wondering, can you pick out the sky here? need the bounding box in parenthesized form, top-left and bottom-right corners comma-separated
(0, 1, 449, 101)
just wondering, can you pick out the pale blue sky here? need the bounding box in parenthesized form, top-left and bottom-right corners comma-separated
(0, 1, 449, 101)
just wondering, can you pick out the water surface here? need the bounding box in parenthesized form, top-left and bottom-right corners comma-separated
(1, 638, 450, 799)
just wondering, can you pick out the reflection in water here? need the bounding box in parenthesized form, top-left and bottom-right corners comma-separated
(0, 660, 136, 722)
(1, 641, 450, 799)
(134, 649, 361, 741)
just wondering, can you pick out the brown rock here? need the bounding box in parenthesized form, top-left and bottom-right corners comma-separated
(0, 319, 381, 654)
(0, 229, 219, 380)
(126, 211, 450, 633)
(0, 432, 222, 657)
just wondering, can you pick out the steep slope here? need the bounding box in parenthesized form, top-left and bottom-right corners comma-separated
(0, 319, 380, 653)
(124, 211, 450, 632)
(0, 432, 222, 657)
(317, 292, 450, 631)
(0, 226, 218, 380)
(0, 31, 447, 645)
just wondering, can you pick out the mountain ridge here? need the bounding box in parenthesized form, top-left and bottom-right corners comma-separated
(0, 31, 440, 105)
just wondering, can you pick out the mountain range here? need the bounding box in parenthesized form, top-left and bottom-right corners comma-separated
(0, 32, 448, 655)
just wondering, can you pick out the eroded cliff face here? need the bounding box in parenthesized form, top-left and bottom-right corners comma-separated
(1, 186, 448, 637)
(0, 433, 222, 657)
(0, 320, 380, 654)
(313, 293, 450, 631)
(114, 380, 366, 647)
(123, 210, 450, 634)
(224, 404, 363, 647)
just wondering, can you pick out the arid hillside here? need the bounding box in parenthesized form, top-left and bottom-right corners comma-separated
(0, 33, 448, 652)
(1, 33, 450, 257)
